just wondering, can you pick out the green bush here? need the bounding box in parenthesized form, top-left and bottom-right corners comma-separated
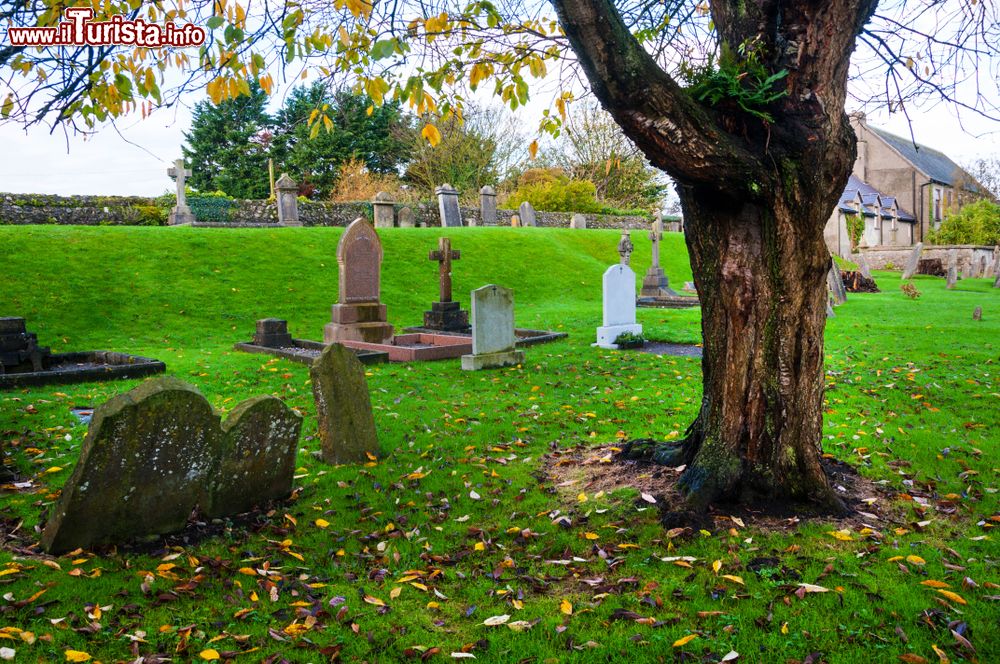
(928, 199, 1000, 246)
(508, 169, 601, 213)
(132, 205, 166, 226)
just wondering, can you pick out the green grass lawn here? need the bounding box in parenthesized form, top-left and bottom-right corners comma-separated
(0, 225, 997, 663)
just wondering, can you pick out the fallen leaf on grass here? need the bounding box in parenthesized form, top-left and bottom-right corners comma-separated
(672, 634, 697, 648)
(721, 575, 744, 586)
(920, 580, 950, 589)
(64, 652, 91, 662)
(560, 599, 573, 615)
(199, 650, 220, 660)
(483, 615, 510, 626)
(936, 590, 967, 605)
(797, 583, 830, 593)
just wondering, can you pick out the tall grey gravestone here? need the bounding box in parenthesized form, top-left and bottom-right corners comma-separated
(901, 242, 923, 279)
(479, 185, 497, 226)
(310, 343, 379, 464)
(570, 214, 587, 229)
(461, 285, 525, 370)
(946, 249, 958, 289)
(828, 260, 847, 305)
(373, 191, 395, 228)
(436, 184, 462, 227)
(595, 264, 643, 349)
(275, 173, 301, 226)
(857, 251, 872, 279)
(518, 201, 537, 227)
(40, 377, 301, 553)
(167, 158, 195, 225)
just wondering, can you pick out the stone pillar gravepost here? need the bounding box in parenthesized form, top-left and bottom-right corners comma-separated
(372, 191, 395, 228)
(478, 185, 497, 226)
(436, 184, 462, 227)
(275, 173, 301, 226)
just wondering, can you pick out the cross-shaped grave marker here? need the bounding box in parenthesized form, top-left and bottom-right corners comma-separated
(167, 158, 195, 224)
(429, 237, 462, 302)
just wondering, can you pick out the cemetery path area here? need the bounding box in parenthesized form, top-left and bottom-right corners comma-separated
(0, 226, 998, 663)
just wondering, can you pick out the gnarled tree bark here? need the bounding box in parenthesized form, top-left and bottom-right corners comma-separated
(551, 0, 878, 510)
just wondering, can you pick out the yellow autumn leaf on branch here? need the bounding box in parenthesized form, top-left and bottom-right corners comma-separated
(421, 123, 442, 147)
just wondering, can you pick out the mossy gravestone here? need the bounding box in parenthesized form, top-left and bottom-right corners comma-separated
(41, 377, 301, 553)
(310, 343, 379, 464)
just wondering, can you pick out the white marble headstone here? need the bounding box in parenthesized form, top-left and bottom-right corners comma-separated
(595, 264, 642, 349)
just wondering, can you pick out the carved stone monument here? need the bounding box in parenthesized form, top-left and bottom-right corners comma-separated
(423, 237, 469, 332)
(167, 158, 195, 225)
(436, 184, 462, 227)
(275, 173, 301, 226)
(323, 219, 394, 344)
(373, 191, 395, 228)
(461, 285, 525, 370)
(639, 218, 677, 297)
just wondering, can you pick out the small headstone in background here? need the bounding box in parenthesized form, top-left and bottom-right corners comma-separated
(826, 298, 835, 318)
(570, 214, 587, 229)
(253, 318, 294, 348)
(208, 396, 301, 519)
(617, 230, 634, 266)
(946, 249, 958, 289)
(478, 185, 496, 226)
(972, 306, 982, 321)
(275, 173, 301, 226)
(167, 158, 195, 225)
(372, 191, 395, 228)
(901, 242, 923, 279)
(398, 207, 415, 228)
(461, 285, 525, 370)
(518, 201, 536, 227)
(436, 184, 462, 227)
(857, 252, 872, 279)
(595, 264, 643, 349)
(683, 281, 697, 293)
(828, 260, 847, 305)
(310, 343, 379, 464)
(640, 218, 676, 297)
(511, 214, 521, 227)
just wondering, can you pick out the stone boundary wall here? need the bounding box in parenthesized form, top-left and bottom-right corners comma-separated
(0, 192, 662, 230)
(858, 244, 998, 276)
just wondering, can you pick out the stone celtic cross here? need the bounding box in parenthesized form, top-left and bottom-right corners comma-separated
(429, 237, 461, 302)
(648, 220, 662, 268)
(618, 230, 634, 266)
(167, 158, 192, 206)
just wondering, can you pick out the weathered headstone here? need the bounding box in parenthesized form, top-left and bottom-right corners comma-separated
(570, 213, 587, 229)
(518, 201, 537, 227)
(596, 264, 643, 349)
(900, 242, 923, 279)
(977, 255, 988, 278)
(253, 318, 294, 348)
(946, 249, 958, 289)
(461, 285, 525, 370)
(40, 377, 301, 553)
(640, 218, 676, 297)
(398, 206, 415, 228)
(324, 218, 394, 344)
(0, 317, 49, 374)
(436, 184, 462, 227)
(856, 251, 872, 279)
(423, 237, 469, 331)
(617, 230, 634, 266)
(478, 185, 496, 226)
(310, 343, 379, 463)
(208, 396, 302, 519)
(826, 298, 835, 318)
(828, 260, 847, 305)
(511, 214, 521, 227)
(275, 173, 301, 226)
(373, 191, 395, 228)
(972, 306, 983, 321)
(995, 271, 1000, 289)
(167, 158, 195, 225)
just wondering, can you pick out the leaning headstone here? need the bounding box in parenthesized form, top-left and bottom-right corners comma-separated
(41, 378, 219, 552)
(826, 298, 835, 318)
(478, 185, 497, 226)
(324, 218, 394, 344)
(310, 343, 379, 464)
(167, 158, 195, 225)
(372, 191, 395, 228)
(436, 184, 462, 227)
(595, 264, 643, 349)
(828, 260, 847, 305)
(275, 173, 301, 226)
(856, 251, 872, 279)
(901, 242, 923, 279)
(946, 250, 958, 289)
(461, 285, 525, 370)
(398, 207, 415, 228)
(518, 201, 537, 227)
(972, 306, 983, 321)
(570, 214, 587, 229)
(208, 396, 302, 519)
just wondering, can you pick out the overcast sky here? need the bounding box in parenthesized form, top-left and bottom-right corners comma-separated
(0, 74, 997, 198)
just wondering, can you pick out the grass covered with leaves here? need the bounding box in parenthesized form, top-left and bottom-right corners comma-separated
(0, 225, 998, 663)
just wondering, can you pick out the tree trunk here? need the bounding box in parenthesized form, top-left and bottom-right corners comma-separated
(632, 182, 843, 511)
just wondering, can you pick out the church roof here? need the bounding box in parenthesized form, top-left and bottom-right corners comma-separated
(868, 125, 979, 192)
(838, 174, 916, 222)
